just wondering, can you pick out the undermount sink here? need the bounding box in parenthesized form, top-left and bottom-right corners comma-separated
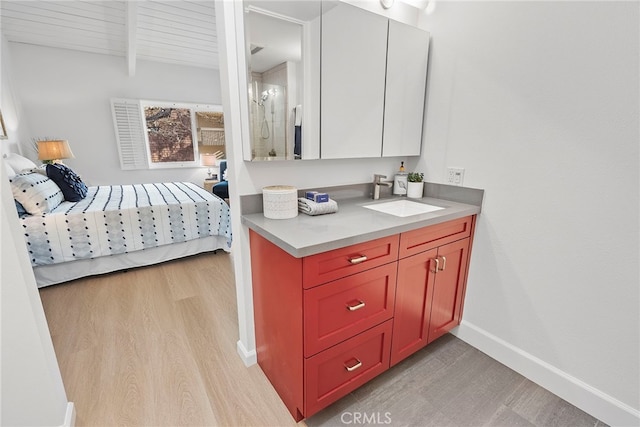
(363, 199, 445, 217)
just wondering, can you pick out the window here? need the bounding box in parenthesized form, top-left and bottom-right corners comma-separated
(195, 111, 226, 160)
(111, 98, 224, 170)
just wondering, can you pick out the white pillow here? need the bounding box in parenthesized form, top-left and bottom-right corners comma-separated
(10, 172, 64, 215)
(4, 161, 16, 178)
(4, 153, 38, 174)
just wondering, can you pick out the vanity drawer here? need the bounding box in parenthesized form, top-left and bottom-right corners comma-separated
(304, 320, 392, 418)
(304, 263, 397, 357)
(399, 216, 473, 258)
(303, 235, 399, 289)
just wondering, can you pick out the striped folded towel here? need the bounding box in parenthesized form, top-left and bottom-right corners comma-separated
(298, 197, 338, 216)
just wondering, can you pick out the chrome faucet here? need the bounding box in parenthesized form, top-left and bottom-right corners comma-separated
(373, 174, 393, 200)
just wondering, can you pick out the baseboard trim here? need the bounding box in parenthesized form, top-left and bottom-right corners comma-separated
(62, 402, 75, 427)
(452, 321, 640, 427)
(237, 340, 257, 367)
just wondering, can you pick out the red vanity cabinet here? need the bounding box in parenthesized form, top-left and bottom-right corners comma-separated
(390, 237, 471, 366)
(249, 214, 476, 421)
(249, 231, 399, 421)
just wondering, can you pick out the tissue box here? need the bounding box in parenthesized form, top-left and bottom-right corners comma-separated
(305, 191, 329, 203)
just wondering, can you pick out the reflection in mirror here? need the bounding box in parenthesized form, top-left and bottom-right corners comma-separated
(196, 111, 226, 160)
(244, 1, 320, 161)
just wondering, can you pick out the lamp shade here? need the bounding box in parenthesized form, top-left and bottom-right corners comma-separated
(200, 154, 218, 167)
(38, 140, 75, 161)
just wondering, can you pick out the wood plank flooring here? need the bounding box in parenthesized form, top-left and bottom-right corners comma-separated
(305, 334, 606, 427)
(40, 252, 297, 426)
(39, 252, 606, 427)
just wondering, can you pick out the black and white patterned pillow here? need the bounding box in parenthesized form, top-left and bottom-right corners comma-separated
(10, 172, 65, 215)
(46, 163, 88, 202)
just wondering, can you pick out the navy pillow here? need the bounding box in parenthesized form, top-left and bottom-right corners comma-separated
(46, 163, 88, 202)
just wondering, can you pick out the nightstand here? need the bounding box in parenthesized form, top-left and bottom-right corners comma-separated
(203, 179, 219, 193)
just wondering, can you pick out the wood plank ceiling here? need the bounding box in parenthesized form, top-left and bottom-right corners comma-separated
(0, 0, 219, 74)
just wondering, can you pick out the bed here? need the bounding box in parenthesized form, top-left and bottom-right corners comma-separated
(5, 154, 231, 287)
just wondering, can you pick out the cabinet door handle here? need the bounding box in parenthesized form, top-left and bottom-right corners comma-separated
(431, 257, 440, 273)
(348, 255, 368, 264)
(438, 256, 447, 271)
(344, 358, 363, 372)
(346, 300, 366, 311)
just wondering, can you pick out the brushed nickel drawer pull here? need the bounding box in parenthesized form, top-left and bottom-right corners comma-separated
(346, 300, 366, 311)
(345, 359, 363, 372)
(439, 256, 447, 271)
(348, 255, 368, 264)
(431, 257, 440, 273)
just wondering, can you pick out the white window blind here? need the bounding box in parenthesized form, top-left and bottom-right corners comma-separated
(110, 98, 148, 170)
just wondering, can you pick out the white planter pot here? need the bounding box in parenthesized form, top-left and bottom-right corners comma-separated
(407, 181, 424, 198)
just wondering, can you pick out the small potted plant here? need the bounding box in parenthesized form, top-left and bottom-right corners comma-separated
(406, 172, 424, 198)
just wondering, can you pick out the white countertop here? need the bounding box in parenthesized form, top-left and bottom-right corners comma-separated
(241, 195, 481, 258)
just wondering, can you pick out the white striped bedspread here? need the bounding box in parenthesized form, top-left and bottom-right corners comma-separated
(21, 182, 232, 267)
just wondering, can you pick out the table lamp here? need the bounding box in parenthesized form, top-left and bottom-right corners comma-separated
(200, 153, 219, 179)
(38, 140, 75, 164)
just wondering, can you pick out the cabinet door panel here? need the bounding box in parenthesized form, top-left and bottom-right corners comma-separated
(428, 238, 469, 344)
(390, 248, 437, 367)
(305, 320, 392, 418)
(383, 20, 430, 157)
(320, 2, 388, 159)
(304, 263, 397, 357)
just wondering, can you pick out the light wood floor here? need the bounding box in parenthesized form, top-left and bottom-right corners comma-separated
(40, 252, 297, 426)
(40, 252, 606, 427)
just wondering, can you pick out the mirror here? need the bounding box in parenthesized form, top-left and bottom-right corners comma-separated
(244, 1, 321, 161)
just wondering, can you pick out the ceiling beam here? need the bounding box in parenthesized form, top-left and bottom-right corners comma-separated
(126, 0, 137, 76)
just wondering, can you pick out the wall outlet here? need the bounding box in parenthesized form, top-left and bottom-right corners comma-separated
(447, 167, 465, 186)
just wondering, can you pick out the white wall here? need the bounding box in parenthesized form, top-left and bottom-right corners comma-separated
(1, 33, 73, 427)
(1, 36, 29, 157)
(416, 2, 639, 425)
(1, 163, 73, 426)
(8, 43, 222, 186)
(0, 162, 73, 426)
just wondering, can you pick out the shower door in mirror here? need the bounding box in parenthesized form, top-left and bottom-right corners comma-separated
(249, 77, 287, 159)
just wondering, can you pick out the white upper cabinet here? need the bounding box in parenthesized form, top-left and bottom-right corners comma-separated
(320, 2, 388, 159)
(320, 2, 430, 159)
(383, 20, 430, 157)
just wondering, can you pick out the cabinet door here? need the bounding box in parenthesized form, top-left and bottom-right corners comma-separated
(320, 2, 388, 159)
(383, 20, 430, 157)
(428, 238, 470, 344)
(390, 248, 437, 367)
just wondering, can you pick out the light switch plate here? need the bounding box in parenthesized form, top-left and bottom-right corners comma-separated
(447, 167, 465, 186)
